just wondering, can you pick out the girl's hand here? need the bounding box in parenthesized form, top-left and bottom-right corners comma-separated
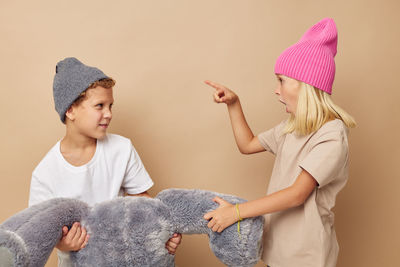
(204, 80, 239, 105)
(56, 222, 89, 252)
(165, 233, 182, 255)
(203, 197, 238, 233)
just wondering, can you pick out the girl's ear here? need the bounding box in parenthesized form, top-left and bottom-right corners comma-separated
(65, 106, 76, 122)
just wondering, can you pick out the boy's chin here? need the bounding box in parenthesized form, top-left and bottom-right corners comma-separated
(91, 130, 107, 140)
(96, 132, 107, 140)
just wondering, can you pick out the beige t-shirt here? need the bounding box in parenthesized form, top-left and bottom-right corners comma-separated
(258, 119, 349, 267)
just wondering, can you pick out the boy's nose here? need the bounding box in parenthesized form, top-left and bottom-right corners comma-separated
(104, 109, 112, 119)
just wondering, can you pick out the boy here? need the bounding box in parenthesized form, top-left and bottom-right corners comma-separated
(29, 57, 181, 266)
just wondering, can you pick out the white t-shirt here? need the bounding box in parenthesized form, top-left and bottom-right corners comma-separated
(28, 133, 154, 266)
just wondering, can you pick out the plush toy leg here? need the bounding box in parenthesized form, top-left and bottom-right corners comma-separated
(71, 197, 175, 267)
(0, 198, 89, 267)
(156, 189, 264, 267)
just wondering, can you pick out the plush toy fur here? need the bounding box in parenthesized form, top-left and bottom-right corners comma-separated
(0, 189, 264, 267)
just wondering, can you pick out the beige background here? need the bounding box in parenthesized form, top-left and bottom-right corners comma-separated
(1, 0, 399, 266)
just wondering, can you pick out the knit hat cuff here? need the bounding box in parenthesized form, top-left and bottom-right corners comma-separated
(275, 44, 336, 94)
(53, 57, 109, 123)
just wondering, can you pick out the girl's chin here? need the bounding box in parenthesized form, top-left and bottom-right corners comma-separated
(285, 107, 296, 115)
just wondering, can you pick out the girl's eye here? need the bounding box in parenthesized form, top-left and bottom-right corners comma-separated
(96, 104, 103, 108)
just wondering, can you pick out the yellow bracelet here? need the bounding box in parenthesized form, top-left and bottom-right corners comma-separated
(235, 203, 242, 238)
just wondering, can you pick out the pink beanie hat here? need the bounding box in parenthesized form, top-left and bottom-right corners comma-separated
(275, 18, 338, 94)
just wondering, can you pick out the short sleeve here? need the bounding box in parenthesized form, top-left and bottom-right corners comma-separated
(257, 121, 286, 155)
(122, 142, 154, 195)
(299, 130, 348, 188)
(28, 174, 53, 207)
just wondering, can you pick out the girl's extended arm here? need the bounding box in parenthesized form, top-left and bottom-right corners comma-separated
(204, 169, 318, 233)
(205, 80, 265, 154)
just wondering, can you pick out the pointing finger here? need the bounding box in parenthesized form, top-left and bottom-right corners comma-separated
(204, 80, 225, 91)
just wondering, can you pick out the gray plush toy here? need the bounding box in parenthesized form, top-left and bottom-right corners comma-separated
(0, 189, 264, 267)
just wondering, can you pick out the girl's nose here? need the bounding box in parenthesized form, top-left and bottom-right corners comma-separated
(274, 85, 281, 96)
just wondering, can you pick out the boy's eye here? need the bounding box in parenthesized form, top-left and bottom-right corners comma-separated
(96, 104, 103, 108)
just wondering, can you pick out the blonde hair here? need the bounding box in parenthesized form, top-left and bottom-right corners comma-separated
(283, 82, 356, 135)
(73, 78, 115, 106)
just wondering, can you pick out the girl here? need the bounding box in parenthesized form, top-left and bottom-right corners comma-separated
(203, 18, 356, 267)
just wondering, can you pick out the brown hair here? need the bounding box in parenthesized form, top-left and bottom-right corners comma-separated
(72, 78, 115, 106)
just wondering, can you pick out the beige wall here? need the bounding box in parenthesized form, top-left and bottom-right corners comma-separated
(1, 0, 399, 266)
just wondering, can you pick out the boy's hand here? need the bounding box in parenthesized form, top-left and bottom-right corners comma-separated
(56, 222, 89, 252)
(203, 197, 238, 233)
(204, 80, 238, 105)
(165, 233, 182, 255)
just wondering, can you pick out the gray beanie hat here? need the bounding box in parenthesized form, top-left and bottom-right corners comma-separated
(53, 57, 109, 123)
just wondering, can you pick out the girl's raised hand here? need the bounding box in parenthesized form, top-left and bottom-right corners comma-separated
(204, 80, 238, 105)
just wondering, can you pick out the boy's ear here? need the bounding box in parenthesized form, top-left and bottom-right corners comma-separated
(65, 106, 76, 122)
